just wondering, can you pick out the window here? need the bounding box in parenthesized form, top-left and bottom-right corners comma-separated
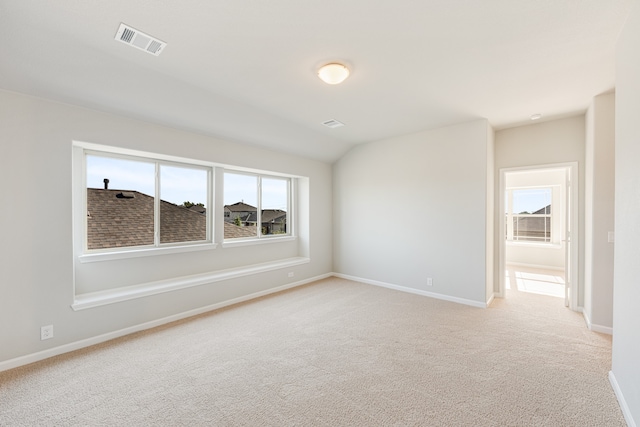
(73, 141, 306, 309)
(223, 171, 290, 240)
(74, 141, 296, 260)
(505, 188, 552, 243)
(85, 151, 211, 251)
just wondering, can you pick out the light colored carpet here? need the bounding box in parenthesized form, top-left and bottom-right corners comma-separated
(0, 277, 625, 426)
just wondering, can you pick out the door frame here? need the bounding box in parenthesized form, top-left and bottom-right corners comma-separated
(498, 162, 579, 311)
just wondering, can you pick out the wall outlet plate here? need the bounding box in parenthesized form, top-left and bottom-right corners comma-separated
(41, 325, 54, 340)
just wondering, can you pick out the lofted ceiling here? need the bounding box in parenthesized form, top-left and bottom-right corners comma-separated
(0, 0, 633, 162)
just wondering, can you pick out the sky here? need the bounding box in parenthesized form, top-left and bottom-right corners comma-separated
(510, 188, 551, 214)
(86, 155, 287, 210)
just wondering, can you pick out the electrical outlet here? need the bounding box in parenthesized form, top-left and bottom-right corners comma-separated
(288, 272, 295, 278)
(427, 278, 433, 286)
(41, 325, 54, 340)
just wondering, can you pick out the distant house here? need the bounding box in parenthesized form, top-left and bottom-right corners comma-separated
(87, 188, 255, 249)
(510, 204, 551, 242)
(224, 202, 287, 235)
(224, 201, 256, 224)
(246, 209, 287, 234)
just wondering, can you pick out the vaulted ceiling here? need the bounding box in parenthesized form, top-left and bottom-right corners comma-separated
(0, 1, 633, 162)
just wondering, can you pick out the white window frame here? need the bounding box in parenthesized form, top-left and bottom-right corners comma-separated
(74, 142, 215, 262)
(73, 141, 297, 262)
(222, 169, 293, 243)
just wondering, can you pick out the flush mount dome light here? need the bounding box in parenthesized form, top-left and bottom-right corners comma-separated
(318, 63, 350, 84)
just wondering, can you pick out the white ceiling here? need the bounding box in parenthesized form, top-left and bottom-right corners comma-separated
(0, 0, 633, 162)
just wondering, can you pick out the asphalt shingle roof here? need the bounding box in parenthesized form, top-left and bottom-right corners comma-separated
(246, 209, 287, 223)
(225, 202, 256, 212)
(87, 189, 255, 249)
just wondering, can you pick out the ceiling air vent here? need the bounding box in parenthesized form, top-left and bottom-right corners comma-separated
(322, 119, 344, 129)
(114, 23, 166, 56)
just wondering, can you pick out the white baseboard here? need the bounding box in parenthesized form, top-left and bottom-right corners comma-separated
(486, 293, 495, 306)
(609, 371, 637, 427)
(333, 273, 488, 308)
(591, 324, 613, 335)
(0, 273, 332, 373)
(582, 310, 613, 335)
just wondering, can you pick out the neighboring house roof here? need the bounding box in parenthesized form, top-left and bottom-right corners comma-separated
(87, 189, 155, 249)
(188, 205, 206, 214)
(246, 209, 287, 223)
(87, 188, 254, 249)
(225, 202, 256, 212)
(532, 205, 551, 215)
(262, 209, 286, 223)
(223, 221, 256, 238)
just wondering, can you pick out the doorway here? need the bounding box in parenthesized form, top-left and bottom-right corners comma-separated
(499, 163, 579, 310)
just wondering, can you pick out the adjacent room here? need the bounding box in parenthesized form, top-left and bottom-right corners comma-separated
(503, 167, 569, 301)
(1, 1, 639, 425)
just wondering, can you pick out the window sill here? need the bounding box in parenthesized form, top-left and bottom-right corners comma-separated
(222, 235, 296, 248)
(72, 256, 310, 310)
(78, 242, 218, 263)
(506, 241, 562, 249)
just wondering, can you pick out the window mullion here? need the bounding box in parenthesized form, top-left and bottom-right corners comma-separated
(287, 178, 292, 236)
(508, 190, 512, 241)
(257, 176, 262, 238)
(547, 190, 552, 242)
(154, 163, 160, 246)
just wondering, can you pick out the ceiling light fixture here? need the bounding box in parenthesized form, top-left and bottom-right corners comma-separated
(318, 63, 350, 85)
(530, 113, 543, 121)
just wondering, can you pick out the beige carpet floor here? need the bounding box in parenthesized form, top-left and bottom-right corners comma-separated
(0, 277, 625, 426)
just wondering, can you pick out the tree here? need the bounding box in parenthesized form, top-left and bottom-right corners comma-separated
(181, 201, 204, 208)
(234, 216, 242, 226)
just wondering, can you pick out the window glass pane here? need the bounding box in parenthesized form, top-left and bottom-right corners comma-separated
(160, 165, 208, 244)
(224, 172, 258, 239)
(512, 188, 551, 215)
(261, 177, 288, 236)
(86, 155, 155, 249)
(513, 216, 549, 242)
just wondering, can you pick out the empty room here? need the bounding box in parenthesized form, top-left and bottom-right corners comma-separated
(1, 1, 639, 425)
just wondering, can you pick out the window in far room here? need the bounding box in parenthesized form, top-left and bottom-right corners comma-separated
(505, 187, 553, 243)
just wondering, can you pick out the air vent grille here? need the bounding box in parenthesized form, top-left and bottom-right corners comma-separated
(121, 27, 135, 43)
(115, 23, 166, 56)
(322, 119, 345, 128)
(147, 40, 163, 55)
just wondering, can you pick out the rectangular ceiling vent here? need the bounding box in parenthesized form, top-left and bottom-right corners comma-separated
(322, 119, 345, 129)
(114, 23, 166, 56)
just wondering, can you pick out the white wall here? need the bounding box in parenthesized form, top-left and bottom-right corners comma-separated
(611, 1, 640, 424)
(333, 119, 493, 306)
(495, 116, 585, 299)
(0, 89, 333, 364)
(584, 92, 616, 333)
